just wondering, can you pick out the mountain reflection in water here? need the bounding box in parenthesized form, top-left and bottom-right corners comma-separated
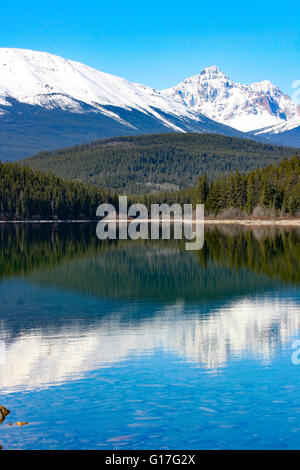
(0, 294, 299, 392)
(0, 223, 299, 393)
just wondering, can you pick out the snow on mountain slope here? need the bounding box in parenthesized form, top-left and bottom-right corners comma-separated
(0, 47, 200, 132)
(0, 48, 299, 159)
(161, 66, 300, 132)
(1, 49, 299, 135)
(255, 116, 300, 135)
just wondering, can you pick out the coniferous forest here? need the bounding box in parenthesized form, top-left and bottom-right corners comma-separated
(143, 153, 300, 217)
(0, 162, 118, 220)
(23, 133, 298, 194)
(0, 153, 299, 220)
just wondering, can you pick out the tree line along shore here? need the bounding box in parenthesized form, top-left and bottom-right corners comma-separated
(0, 154, 299, 221)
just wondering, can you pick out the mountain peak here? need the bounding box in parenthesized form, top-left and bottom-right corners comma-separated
(200, 66, 227, 79)
(162, 66, 300, 132)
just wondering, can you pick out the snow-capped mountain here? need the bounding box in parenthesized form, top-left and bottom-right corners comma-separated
(0, 48, 299, 160)
(0, 48, 251, 160)
(0, 47, 196, 130)
(162, 65, 300, 133)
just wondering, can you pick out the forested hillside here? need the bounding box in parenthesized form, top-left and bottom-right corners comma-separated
(143, 154, 300, 217)
(0, 162, 117, 220)
(22, 133, 298, 194)
(1, 154, 299, 220)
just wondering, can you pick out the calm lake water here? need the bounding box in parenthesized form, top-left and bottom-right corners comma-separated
(0, 223, 299, 450)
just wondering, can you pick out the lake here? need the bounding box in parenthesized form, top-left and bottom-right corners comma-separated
(0, 223, 299, 449)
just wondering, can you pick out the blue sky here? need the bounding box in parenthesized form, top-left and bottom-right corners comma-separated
(1, 0, 299, 94)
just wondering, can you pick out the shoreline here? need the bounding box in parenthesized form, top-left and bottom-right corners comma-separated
(204, 219, 300, 226)
(1, 219, 300, 226)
